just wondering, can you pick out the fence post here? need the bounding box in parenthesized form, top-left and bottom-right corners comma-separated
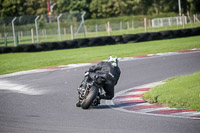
(18, 31, 20, 44)
(188, 15, 193, 27)
(95, 24, 98, 34)
(64, 28, 66, 36)
(70, 25, 74, 40)
(178, 0, 182, 16)
(187, 14, 192, 24)
(148, 19, 152, 27)
(195, 14, 200, 23)
(107, 21, 111, 36)
(31, 28, 34, 43)
(127, 22, 130, 30)
(120, 21, 122, 31)
(16, 32, 19, 46)
(44, 29, 47, 40)
(57, 14, 63, 41)
(4, 33, 7, 47)
(85, 26, 87, 34)
(144, 17, 147, 32)
(182, 14, 185, 29)
(132, 21, 134, 30)
(35, 15, 40, 42)
(105, 24, 107, 32)
(81, 12, 86, 38)
(161, 18, 164, 27)
(21, 31, 23, 40)
(193, 14, 196, 23)
(12, 17, 17, 46)
(74, 12, 86, 38)
(42, 29, 44, 37)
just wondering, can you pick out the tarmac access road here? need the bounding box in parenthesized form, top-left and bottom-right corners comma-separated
(0, 51, 200, 133)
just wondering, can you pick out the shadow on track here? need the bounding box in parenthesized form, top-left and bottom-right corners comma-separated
(91, 102, 144, 109)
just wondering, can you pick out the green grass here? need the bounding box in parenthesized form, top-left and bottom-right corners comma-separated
(0, 36, 200, 75)
(143, 72, 200, 111)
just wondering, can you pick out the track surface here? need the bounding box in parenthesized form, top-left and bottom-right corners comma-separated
(0, 52, 200, 133)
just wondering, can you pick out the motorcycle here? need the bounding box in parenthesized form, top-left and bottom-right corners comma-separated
(77, 72, 105, 109)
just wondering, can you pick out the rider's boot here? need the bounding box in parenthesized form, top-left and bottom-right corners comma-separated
(76, 101, 81, 107)
(96, 98, 100, 105)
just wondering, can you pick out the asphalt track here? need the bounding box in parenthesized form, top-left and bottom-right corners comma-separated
(0, 51, 200, 133)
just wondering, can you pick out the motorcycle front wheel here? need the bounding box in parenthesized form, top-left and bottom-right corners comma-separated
(81, 86, 98, 109)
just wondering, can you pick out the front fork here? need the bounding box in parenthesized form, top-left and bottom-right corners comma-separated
(77, 87, 86, 101)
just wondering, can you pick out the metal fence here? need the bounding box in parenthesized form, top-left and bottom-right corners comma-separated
(0, 13, 200, 47)
(0, 12, 84, 47)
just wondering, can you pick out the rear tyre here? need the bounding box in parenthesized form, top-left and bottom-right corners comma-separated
(81, 86, 98, 109)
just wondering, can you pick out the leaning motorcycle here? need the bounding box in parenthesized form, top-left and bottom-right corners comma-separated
(77, 72, 105, 109)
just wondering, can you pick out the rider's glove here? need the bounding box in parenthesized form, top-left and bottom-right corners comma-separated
(85, 71, 89, 76)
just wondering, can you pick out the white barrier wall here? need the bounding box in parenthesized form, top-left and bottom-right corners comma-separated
(152, 16, 187, 27)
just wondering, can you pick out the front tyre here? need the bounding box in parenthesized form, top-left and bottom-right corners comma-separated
(81, 86, 98, 109)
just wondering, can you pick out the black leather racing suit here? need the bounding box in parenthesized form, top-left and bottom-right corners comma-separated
(81, 61, 121, 100)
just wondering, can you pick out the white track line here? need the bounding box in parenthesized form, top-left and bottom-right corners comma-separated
(115, 97, 143, 102)
(171, 112, 200, 117)
(0, 80, 45, 95)
(134, 107, 172, 113)
(122, 91, 147, 95)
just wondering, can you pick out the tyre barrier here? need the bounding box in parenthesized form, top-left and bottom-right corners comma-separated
(149, 32, 162, 40)
(0, 27, 200, 54)
(111, 35, 124, 44)
(101, 36, 116, 45)
(88, 37, 104, 46)
(122, 34, 139, 43)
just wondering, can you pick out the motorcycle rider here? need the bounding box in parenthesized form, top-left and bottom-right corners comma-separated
(76, 56, 121, 107)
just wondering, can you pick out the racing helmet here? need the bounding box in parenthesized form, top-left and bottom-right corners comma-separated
(108, 56, 118, 65)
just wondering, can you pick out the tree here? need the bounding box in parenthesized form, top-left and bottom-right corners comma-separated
(89, 0, 135, 18)
(0, 0, 25, 17)
(56, 0, 71, 13)
(0, 0, 199, 18)
(36, 0, 48, 15)
(187, 0, 200, 14)
(24, 0, 37, 15)
(57, 0, 91, 18)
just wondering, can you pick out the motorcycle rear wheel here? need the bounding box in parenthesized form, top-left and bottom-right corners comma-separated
(81, 86, 98, 109)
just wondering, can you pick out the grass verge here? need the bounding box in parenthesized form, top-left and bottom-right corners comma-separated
(0, 36, 200, 75)
(143, 72, 200, 111)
